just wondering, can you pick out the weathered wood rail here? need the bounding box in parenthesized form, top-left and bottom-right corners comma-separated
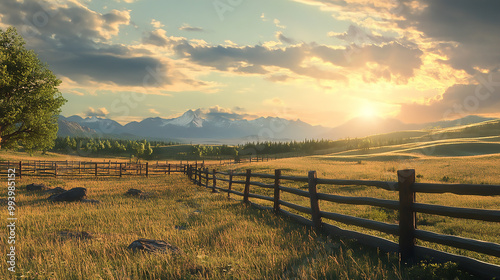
(187, 166, 500, 279)
(0, 160, 200, 178)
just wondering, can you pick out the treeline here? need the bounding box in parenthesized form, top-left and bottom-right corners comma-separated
(236, 137, 408, 155)
(189, 137, 408, 159)
(189, 145, 239, 158)
(52, 135, 410, 160)
(52, 136, 177, 159)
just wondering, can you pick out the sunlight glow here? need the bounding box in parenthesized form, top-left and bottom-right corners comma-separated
(359, 103, 378, 119)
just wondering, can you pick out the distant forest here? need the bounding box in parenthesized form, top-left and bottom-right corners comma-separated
(52, 135, 409, 160)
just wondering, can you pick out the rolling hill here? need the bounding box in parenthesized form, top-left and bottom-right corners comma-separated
(315, 119, 500, 161)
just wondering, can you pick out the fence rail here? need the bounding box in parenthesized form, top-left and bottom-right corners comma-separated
(0, 160, 200, 178)
(187, 166, 500, 279)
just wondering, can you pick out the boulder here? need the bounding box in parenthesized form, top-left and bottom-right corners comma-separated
(128, 239, 182, 254)
(48, 187, 86, 202)
(126, 188, 143, 196)
(26, 183, 47, 191)
(44, 187, 66, 195)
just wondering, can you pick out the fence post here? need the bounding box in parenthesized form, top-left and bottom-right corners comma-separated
(243, 169, 251, 204)
(273, 169, 281, 213)
(18, 161, 22, 179)
(95, 163, 98, 177)
(398, 169, 416, 263)
(146, 162, 149, 177)
(228, 170, 233, 199)
(212, 169, 217, 193)
(119, 163, 122, 178)
(205, 168, 209, 188)
(308, 171, 322, 230)
(54, 163, 58, 178)
(168, 164, 171, 175)
(198, 168, 202, 186)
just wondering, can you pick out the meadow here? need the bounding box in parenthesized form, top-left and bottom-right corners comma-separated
(1, 129, 499, 279)
(1, 173, 475, 279)
(225, 148, 500, 267)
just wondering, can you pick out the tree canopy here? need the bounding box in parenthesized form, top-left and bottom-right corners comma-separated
(0, 27, 66, 152)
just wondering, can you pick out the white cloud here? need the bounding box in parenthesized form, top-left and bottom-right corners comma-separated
(273, 19, 286, 29)
(151, 19, 164, 28)
(86, 107, 109, 117)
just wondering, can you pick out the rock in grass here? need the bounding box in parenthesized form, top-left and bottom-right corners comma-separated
(48, 187, 86, 202)
(44, 187, 66, 195)
(58, 230, 92, 240)
(125, 188, 143, 196)
(128, 239, 182, 254)
(26, 183, 48, 191)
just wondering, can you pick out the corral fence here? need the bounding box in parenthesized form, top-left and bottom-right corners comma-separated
(187, 166, 500, 279)
(0, 160, 199, 178)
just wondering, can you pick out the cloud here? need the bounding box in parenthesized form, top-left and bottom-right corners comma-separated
(193, 106, 258, 121)
(328, 25, 392, 45)
(178, 24, 204, 32)
(263, 98, 285, 107)
(313, 42, 423, 83)
(265, 74, 291, 82)
(273, 19, 286, 29)
(276, 32, 296, 44)
(399, 0, 500, 74)
(86, 107, 109, 117)
(0, 0, 208, 91)
(142, 29, 170, 46)
(150, 19, 164, 28)
(170, 38, 423, 83)
(149, 108, 160, 115)
(397, 72, 500, 123)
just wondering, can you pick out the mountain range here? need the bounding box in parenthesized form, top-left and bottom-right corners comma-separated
(57, 110, 497, 144)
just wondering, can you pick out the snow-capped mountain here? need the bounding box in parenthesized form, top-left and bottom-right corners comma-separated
(59, 110, 327, 142)
(161, 110, 204, 128)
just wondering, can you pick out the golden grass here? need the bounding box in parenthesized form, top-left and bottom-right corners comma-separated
(225, 155, 500, 266)
(1, 174, 446, 279)
(0, 144, 497, 279)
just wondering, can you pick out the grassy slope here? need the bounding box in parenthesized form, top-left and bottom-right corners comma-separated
(1, 175, 473, 280)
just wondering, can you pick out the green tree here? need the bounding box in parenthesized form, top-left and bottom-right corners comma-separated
(0, 27, 66, 152)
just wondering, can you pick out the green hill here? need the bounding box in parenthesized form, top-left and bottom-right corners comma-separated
(317, 119, 500, 161)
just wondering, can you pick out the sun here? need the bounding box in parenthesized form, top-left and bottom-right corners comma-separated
(359, 104, 378, 118)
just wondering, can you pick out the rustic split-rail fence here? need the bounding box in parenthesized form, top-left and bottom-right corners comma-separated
(2, 159, 499, 278)
(0, 160, 198, 178)
(188, 166, 500, 279)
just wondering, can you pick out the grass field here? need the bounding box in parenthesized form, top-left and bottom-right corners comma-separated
(1, 174, 478, 279)
(226, 152, 500, 267)
(1, 122, 499, 279)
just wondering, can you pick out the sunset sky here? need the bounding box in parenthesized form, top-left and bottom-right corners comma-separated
(1, 0, 499, 127)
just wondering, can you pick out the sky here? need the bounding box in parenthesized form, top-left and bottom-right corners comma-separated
(1, 0, 499, 127)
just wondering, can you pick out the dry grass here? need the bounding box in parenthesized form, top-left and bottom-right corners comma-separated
(0, 174, 442, 279)
(225, 154, 500, 266)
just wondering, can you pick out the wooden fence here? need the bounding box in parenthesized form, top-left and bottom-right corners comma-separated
(187, 166, 500, 279)
(0, 160, 198, 178)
